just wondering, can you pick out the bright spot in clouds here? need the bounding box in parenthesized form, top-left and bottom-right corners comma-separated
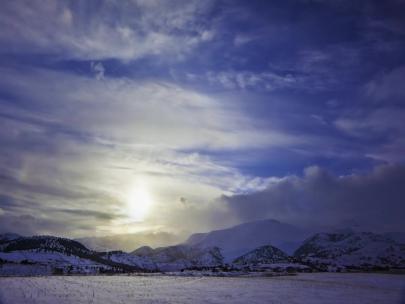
(0, 0, 405, 237)
(126, 182, 154, 222)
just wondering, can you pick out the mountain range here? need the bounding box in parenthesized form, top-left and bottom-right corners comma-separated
(1, 219, 404, 275)
(185, 219, 310, 261)
(295, 231, 405, 271)
(77, 231, 183, 252)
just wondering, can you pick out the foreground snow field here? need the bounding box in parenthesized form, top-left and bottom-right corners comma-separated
(0, 273, 404, 304)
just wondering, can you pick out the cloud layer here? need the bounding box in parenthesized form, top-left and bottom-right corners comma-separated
(224, 164, 405, 232)
(0, 0, 404, 238)
(0, 0, 215, 61)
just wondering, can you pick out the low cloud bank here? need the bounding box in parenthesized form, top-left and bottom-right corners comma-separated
(223, 164, 405, 232)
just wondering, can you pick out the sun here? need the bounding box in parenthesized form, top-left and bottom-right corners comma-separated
(126, 183, 153, 222)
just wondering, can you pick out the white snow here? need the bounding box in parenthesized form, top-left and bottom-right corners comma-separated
(0, 251, 103, 267)
(131, 244, 223, 271)
(100, 251, 157, 270)
(185, 219, 310, 260)
(296, 232, 405, 270)
(0, 273, 404, 304)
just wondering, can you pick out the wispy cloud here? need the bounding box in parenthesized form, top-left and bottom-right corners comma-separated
(1, 0, 405, 238)
(364, 65, 405, 104)
(0, 0, 215, 61)
(90, 62, 105, 80)
(0, 66, 291, 150)
(0, 66, 296, 236)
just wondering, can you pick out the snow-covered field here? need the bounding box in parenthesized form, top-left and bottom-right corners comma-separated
(0, 273, 404, 304)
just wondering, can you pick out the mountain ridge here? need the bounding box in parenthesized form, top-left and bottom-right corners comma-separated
(184, 218, 310, 260)
(1, 219, 404, 275)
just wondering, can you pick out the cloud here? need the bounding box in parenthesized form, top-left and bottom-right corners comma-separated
(189, 46, 360, 92)
(90, 62, 105, 80)
(55, 209, 118, 221)
(0, 211, 119, 237)
(202, 71, 304, 91)
(334, 107, 405, 162)
(233, 34, 258, 46)
(0, 65, 297, 237)
(332, 62, 405, 163)
(223, 164, 405, 232)
(1, 0, 404, 240)
(364, 65, 405, 104)
(335, 108, 405, 137)
(0, 66, 303, 151)
(0, 0, 215, 61)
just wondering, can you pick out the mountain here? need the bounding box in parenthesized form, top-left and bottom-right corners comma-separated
(0, 234, 224, 274)
(0, 235, 143, 274)
(0, 235, 91, 255)
(233, 245, 290, 265)
(97, 250, 157, 271)
(294, 231, 405, 271)
(77, 231, 182, 252)
(384, 232, 405, 245)
(185, 219, 310, 261)
(131, 244, 223, 271)
(0, 233, 22, 243)
(3, 224, 404, 275)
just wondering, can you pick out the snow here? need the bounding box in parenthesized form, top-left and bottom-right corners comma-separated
(0, 251, 103, 267)
(0, 273, 404, 304)
(100, 251, 157, 270)
(233, 245, 290, 264)
(130, 244, 224, 271)
(185, 219, 310, 261)
(295, 232, 405, 270)
(0, 264, 50, 276)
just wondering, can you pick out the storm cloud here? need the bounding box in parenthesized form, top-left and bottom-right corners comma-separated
(224, 164, 405, 232)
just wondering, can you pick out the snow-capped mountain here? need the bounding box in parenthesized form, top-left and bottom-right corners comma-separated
(2, 224, 404, 276)
(0, 235, 143, 274)
(98, 250, 157, 271)
(185, 219, 310, 261)
(294, 231, 405, 271)
(0, 234, 223, 274)
(233, 245, 290, 265)
(131, 244, 223, 271)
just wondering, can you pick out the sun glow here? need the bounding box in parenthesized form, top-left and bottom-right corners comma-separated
(127, 183, 153, 222)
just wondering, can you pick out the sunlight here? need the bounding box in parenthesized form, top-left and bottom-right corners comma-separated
(126, 182, 153, 222)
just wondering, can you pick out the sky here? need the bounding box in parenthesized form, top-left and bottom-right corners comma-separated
(0, 0, 404, 240)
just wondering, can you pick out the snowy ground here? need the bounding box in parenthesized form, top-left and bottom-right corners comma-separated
(0, 273, 404, 304)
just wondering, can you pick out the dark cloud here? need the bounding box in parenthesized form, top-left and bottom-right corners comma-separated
(0, 210, 118, 237)
(365, 65, 405, 104)
(55, 209, 118, 221)
(223, 164, 405, 232)
(0, 214, 68, 236)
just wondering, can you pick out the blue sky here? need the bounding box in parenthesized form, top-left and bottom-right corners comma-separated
(0, 0, 404, 238)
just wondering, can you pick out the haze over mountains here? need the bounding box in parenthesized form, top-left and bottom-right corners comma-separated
(77, 231, 184, 252)
(76, 219, 312, 260)
(185, 219, 310, 260)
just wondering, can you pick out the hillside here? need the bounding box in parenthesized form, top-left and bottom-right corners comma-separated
(131, 244, 223, 271)
(0, 235, 143, 274)
(233, 245, 290, 265)
(294, 231, 405, 271)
